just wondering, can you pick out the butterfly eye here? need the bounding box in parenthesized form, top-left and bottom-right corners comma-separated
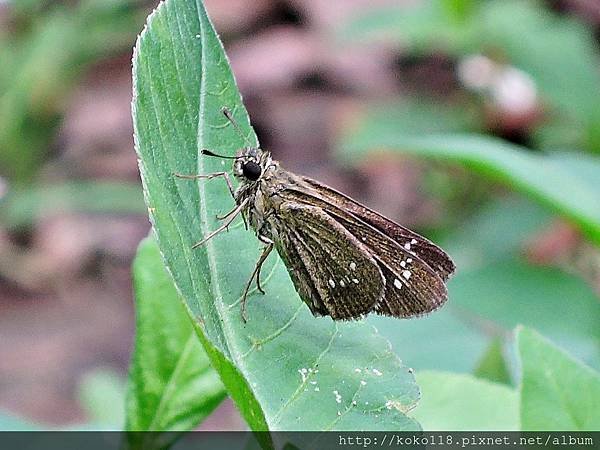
(242, 161, 262, 181)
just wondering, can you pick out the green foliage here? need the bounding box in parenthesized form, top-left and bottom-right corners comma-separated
(474, 338, 511, 385)
(442, 197, 552, 271)
(0, 182, 145, 229)
(452, 259, 600, 368)
(340, 121, 600, 391)
(127, 237, 226, 448)
(0, 0, 146, 182)
(351, 100, 481, 138)
(340, 0, 600, 152)
(366, 193, 600, 382)
(411, 370, 519, 430)
(370, 256, 600, 377)
(518, 327, 600, 431)
(369, 308, 488, 374)
(132, 0, 424, 435)
(340, 133, 600, 246)
(404, 328, 600, 431)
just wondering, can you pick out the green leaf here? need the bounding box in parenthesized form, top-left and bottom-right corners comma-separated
(410, 370, 518, 431)
(442, 196, 552, 271)
(127, 237, 226, 446)
(339, 133, 600, 246)
(350, 100, 480, 138)
(374, 255, 600, 381)
(368, 309, 488, 374)
(474, 338, 511, 385)
(451, 258, 600, 371)
(133, 0, 421, 432)
(518, 327, 600, 431)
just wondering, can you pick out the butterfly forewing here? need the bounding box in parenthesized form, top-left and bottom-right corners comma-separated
(300, 177, 455, 280)
(273, 174, 452, 318)
(274, 202, 386, 320)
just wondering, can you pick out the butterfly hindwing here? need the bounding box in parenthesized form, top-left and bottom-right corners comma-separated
(273, 202, 385, 320)
(331, 209, 449, 317)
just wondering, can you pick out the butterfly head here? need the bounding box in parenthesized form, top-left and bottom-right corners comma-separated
(233, 147, 272, 182)
(200, 147, 272, 183)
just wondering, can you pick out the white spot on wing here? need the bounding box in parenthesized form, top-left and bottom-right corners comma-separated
(350, 262, 357, 271)
(352, 278, 359, 284)
(402, 270, 411, 280)
(404, 242, 411, 250)
(328, 279, 335, 288)
(394, 279, 402, 289)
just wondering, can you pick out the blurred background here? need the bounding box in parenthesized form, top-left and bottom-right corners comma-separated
(1, 0, 600, 430)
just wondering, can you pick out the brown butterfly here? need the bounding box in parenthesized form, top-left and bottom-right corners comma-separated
(176, 108, 455, 322)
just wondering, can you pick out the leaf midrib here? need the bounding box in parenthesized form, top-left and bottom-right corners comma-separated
(146, 333, 198, 430)
(195, 0, 234, 361)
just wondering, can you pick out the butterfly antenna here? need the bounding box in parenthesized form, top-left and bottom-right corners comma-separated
(222, 107, 254, 148)
(201, 149, 239, 159)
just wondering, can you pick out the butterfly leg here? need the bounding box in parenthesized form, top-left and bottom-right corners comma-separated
(216, 204, 248, 231)
(174, 171, 236, 199)
(216, 205, 241, 221)
(255, 234, 274, 294)
(175, 171, 246, 227)
(241, 243, 274, 323)
(191, 198, 249, 249)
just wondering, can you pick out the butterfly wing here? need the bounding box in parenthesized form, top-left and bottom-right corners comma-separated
(301, 177, 455, 280)
(273, 202, 386, 320)
(277, 176, 453, 318)
(330, 207, 449, 317)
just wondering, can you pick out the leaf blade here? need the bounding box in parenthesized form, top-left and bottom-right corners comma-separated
(126, 237, 226, 445)
(410, 370, 519, 431)
(518, 327, 600, 431)
(133, 0, 423, 432)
